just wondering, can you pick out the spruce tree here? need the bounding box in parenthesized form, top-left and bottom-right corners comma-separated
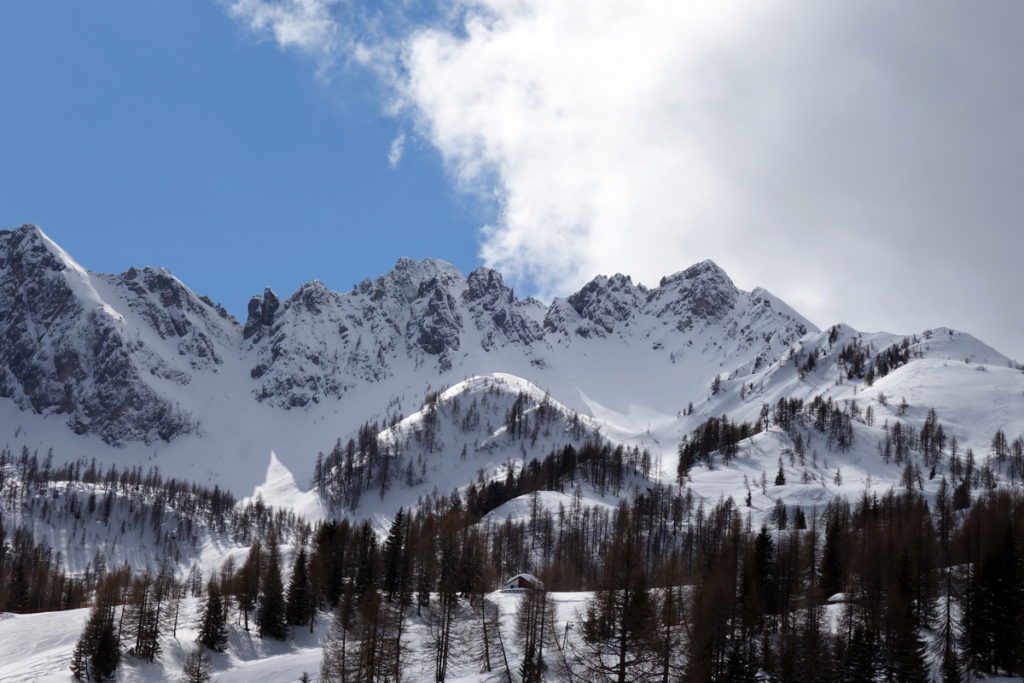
(72, 577, 121, 682)
(197, 580, 228, 652)
(237, 540, 262, 631)
(286, 547, 312, 628)
(258, 536, 288, 640)
(381, 508, 407, 601)
(69, 640, 87, 681)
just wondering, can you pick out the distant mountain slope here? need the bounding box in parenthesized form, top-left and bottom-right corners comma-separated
(1, 223, 1020, 506)
(0, 224, 808, 486)
(0, 225, 240, 444)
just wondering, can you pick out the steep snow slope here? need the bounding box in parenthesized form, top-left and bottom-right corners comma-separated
(624, 323, 1024, 529)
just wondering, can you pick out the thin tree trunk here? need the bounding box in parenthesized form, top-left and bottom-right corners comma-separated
(480, 598, 492, 673)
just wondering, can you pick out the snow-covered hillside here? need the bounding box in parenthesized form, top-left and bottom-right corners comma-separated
(1, 222, 1022, 545)
(3, 224, 1024, 682)
(2, 222, 1022, 530)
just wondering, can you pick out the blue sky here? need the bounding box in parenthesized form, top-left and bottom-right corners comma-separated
(0, 1, 480, 317)
(2, 1, 1022, 360)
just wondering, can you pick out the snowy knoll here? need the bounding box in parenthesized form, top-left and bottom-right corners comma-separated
(312, 373, 629, 523)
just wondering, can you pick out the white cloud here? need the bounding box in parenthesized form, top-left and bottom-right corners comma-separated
(219, 0, 1024, 359)
(393, 0, 1024, 360)
(223, 0, 343, 68)
(387, 132, 406, 168)
(398, 0, 759, 297)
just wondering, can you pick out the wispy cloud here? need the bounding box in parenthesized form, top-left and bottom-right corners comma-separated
(387, 132, 406, 168)
(222, 0, 344, 71)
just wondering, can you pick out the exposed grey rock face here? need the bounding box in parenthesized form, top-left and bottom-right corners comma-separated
(110, 266, 234, 369)
(651, 259, 739, 329)
(243, 288, 280, 341)
(244, 296, 263, 340)
(463, 267, 544, 350)
(245, 259, 473, 405)
(0, 225, 211, 444)
(561, 273, 646, 338)
(260, 288, 280, 326)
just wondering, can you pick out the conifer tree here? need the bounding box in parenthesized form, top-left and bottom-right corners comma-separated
(382, 508, 408, 602)
(320, 588, 356, 683)
(286, 546, 312, 629)
(69, 640, 87, 681)
(518, 584, 552, 683)
(236, 540, 262, 631)
(433, 517, 461, 682)
(124, 572, 163, 662)
(73, 576, 121, 682)
(181, 646, 213, 683)
(579, 505, 655, 682)
(197, 579, 228, 652)
(258, 536, 288, 640)
(651, 557, 686, 682)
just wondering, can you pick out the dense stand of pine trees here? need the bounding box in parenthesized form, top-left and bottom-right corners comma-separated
(5, 424, 1022, 681)
(305, 485, 1023, 681)
(0, 516, 88, 613)
(52, 480, 1024, 680)
(0, 446, 306, 573)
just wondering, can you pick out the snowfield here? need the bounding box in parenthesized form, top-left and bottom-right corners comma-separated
(0, 592, 596, 682)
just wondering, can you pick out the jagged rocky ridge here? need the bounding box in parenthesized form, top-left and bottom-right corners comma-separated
(0, 223, 848, 446)
(0, 227, 239, 444)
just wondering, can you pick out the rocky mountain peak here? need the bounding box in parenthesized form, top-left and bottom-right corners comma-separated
(243, 287, 280, 340)
(564, 272, 647, 337)
(287, 280, 333, 313)
(375, 257, 465, 303)
(1, 224, 75, 283)
(660, 258, 731, 285)
(463, 267, 544, 350)
(120, 267, 186, 309)
(0, 225, 200, 445)
(464, 267, 511, 303)
(651, 258, 739, 327)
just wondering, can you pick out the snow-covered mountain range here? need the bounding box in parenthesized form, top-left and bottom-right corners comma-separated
(1, 223, 1021, 515)
(3, 223, 1024, 682)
